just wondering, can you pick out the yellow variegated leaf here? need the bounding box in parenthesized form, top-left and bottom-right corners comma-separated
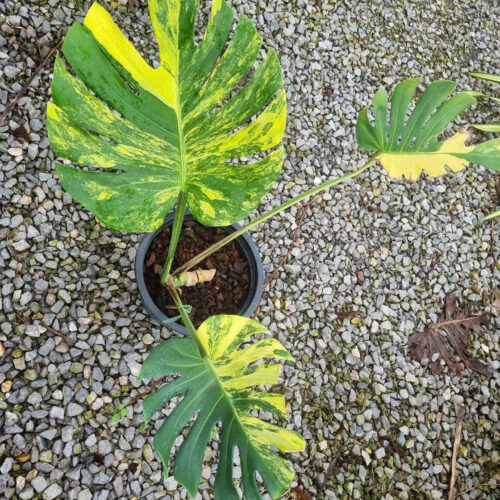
(139, 315, 305, 500)
(47, 1, 286, 232)
(378, 131, 473, 181)
(357, 79, 500, 180)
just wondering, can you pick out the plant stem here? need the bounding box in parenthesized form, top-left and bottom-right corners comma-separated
(173, 156, 377, 276)
(160, 191, 188, 284)
(167, 281, 207, 357)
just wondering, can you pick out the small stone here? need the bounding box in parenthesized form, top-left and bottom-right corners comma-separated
(10, 214, 24, 228)
(40, 451, 52, 463)
(67, 403, 84, 417)
(31, 476, 48, 493)
(143, 443, 154, 463)
(34, 280, 49, 292)
(25, 325, 41, 338)
(94, 472, 110, 485)
(341, 331, 352, 343)
(5, 411, 18, 426)
(165, 477, 178, 491)
(77, 490, 92, 500)
(42, 484, 62, 500)
(113, 476, 124, 496)
(50, 407, 65, 420)
(98, 440, 112, 455)
(85, 434, 97, 447)
(4, 65, 20, 78)
(0, 457, 13, 474)
(57, 289, 71, 304)
(30, 119, 43, 132)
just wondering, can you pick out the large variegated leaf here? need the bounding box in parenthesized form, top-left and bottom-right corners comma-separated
(356, 78, 500, 180)
(47, 1, 286, 232)
(139, 315, 305, 499)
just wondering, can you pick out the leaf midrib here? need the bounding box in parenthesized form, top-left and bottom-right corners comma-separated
(380, 148, 460, 155)
(175, 77, 187, 195)
(199, 354, 273, 486)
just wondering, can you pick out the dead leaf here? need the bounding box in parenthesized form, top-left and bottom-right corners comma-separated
(127, 0, 136, 10)
(290, 487, 313, 500)
(493, 286, 500, 315)
(409, 293, 492, 377)
(16, 453, 31, 463)
(145, 251, 156, 267)
(12, 122, 30, 142)
(335, 308, 356, 320)
(495, 175, 500, 203)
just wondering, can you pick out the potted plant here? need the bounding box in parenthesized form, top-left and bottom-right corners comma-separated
(47, 1, 499, 498)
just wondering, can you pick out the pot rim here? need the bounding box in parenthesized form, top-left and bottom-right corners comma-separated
(135, 211, 264, 335)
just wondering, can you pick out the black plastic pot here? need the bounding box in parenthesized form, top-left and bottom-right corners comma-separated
(135, 211, 264, 335)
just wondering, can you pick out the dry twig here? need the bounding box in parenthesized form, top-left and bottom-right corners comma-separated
(448, 406, 465, 500)
(15, 313, 75, 345)
(454, 481, 500, 498)
(253, 195, 321, 318)
(0, 39, 62, 125)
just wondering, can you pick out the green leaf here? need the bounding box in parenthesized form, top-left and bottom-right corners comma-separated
(473, 123, 500, 133)
(481, 209, 500, 222)
(47, 1, 286, 232)
(139, 315, 305, 500)
(110, 404, 128, 424)
(469, 72, 500, 129)
(470, 72, 500, 84)
(356, 78, 500, 179)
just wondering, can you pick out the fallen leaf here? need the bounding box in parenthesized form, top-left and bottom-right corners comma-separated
(409, 293, 492, 377)
(336, 308, 356, 320)
(12, 123, 30, 142)
(290, 487, 313, 500)
(145, 251, 156, 267)
(493, 286, 500, 315)
(16, 453, 31, 463)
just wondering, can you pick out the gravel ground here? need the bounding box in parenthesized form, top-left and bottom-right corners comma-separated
(1, 0, 499, 499)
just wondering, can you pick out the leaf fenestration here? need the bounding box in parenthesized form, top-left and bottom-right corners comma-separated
(139, 314, 305, 500)
(356, 78, 500, 180)
(47, 1, 286, 232)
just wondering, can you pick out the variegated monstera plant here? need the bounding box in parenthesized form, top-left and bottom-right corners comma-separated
(47, 1, 499, 498)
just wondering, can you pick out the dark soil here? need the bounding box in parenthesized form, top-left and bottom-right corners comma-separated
(143, 220, 250, 328)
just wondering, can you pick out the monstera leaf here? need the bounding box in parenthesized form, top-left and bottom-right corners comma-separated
(357, 78, 500, 180)
(469, 72, 500, 132)
(47, 0, 286, 232)
(139, 315, 305, 499)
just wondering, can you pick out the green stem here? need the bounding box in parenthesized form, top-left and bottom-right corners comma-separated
(167, 280, 207, 357)
(160, 191, 188, 284)
(173, 156, 377, 276)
